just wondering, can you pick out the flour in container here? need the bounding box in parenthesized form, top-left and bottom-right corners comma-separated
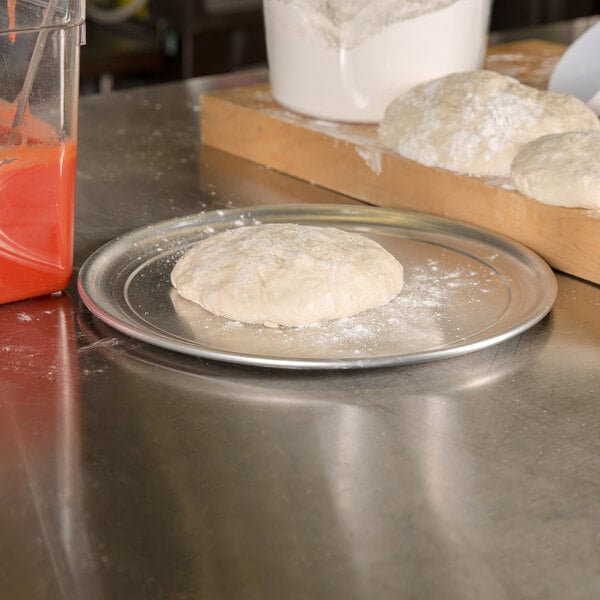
(271, 0, 459, 48)
(263, 0, 491, 121)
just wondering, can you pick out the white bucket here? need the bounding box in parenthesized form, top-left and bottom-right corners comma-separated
(263, 0, 493, 123)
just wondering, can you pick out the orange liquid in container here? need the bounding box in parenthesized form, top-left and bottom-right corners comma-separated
(8, 0, 17, 42)
(0, 103, 77, 304)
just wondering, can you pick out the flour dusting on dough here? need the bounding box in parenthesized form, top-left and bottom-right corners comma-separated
(356, 146, 382, 174)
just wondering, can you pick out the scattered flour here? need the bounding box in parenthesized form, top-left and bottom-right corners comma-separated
(484, 52, 561, 91)
(171, 254, 505, 359)
(271, 0, 460, 48)
(78, 338, 120, 354)
(355, 146, 382, 174)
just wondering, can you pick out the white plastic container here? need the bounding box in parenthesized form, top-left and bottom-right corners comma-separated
(263, 0, 492, 123)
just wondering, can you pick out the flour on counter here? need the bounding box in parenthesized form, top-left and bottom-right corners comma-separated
(171, 254, 504, 359)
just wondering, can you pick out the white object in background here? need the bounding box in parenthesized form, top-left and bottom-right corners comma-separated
(587, 90, 600, 116)
(549, 20, 600, 116)
(263, 0, 492, 123)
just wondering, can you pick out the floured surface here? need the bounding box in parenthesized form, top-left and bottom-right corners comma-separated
(220, 85, 384, 174)
(169, 252, 507, 359)
(484, 40, 566, 90)
(203, 38, 571, 179)
(200, 39, 600, 285)
(78, 205, 557, 369)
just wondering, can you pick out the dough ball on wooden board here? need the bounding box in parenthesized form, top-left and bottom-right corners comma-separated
(510, 130, 600, 209)
(171, 224, 404, 327)
(378, 69, 600, 178)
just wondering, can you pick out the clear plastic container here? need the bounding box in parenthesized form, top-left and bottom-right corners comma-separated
(0, 0, 85, 304)
(263, 0, 492, 123)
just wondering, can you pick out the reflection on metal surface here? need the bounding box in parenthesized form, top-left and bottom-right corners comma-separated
(77, 302, 535, 401)
(0, 294, 100, 599)
(73, 280, 578, 599)
(77, 204, 557, 369)
(199, 145, 357, 209)
(417, 396, 511, 598)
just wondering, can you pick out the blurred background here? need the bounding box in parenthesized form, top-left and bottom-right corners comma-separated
(80, 0, 600, 94)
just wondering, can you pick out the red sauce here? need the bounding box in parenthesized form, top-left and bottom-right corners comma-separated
(0, 103, 77, 304)
(8, 0, 17, 42)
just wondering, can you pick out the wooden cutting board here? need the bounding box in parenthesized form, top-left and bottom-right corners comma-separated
(201, 40, 600, 285)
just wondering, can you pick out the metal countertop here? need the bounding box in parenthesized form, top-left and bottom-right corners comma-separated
(1, 35, 600, 600)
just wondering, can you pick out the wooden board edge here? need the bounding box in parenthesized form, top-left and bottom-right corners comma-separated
(200, 89, 600, 285)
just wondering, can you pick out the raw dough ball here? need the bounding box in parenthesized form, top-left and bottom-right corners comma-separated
(510, 130, 600, 209)
(171, 223, 404, 327)
(378, 69, 600, 178)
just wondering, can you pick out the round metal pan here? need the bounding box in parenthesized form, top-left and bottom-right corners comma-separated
(78, 204, 557, 369)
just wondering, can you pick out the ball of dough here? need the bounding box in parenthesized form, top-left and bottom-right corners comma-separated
(171, 224, 404, 327)
(378, 70, 600, 178)
(510, 130, 600, 209)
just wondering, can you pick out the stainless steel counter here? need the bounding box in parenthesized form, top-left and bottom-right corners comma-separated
(2, 54, 600, 600)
